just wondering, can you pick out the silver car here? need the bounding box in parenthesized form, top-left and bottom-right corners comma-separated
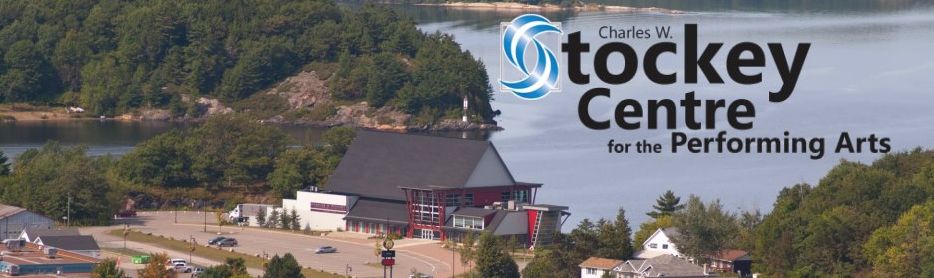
(315, 246, 337, 254)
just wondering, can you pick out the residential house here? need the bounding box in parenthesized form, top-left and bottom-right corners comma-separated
(580, 257, 624, 278)
(615, 254, 714, 278)
(0, 204, 54, 239)
(707, 249, 752, 277)
(34, 235, 101, 258)
(633, 227, 683, 259)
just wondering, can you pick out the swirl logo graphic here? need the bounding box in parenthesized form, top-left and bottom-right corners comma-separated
(501, 14, 562, 100)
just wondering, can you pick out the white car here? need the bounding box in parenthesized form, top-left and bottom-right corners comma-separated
(169, 263, 193, 273)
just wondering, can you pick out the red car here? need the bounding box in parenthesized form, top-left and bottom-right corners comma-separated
(118, 209, 137, 218)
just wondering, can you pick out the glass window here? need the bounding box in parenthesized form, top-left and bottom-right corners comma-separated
(453, 216, 484, 230)
(445, 193, 459, 206)
(501, 191, 512, 202)
(586, 268, 596, 274)
(649, 243, 658, 249)
(516, 190, 529, 203)
(463, 194, 474, 205)
(662, 244, 668, 249)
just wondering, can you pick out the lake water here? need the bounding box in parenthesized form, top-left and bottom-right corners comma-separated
(3, 1, 934, 227)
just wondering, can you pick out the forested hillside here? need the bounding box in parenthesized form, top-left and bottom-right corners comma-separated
(0, 0, 494, 122)
(754, 149, 934, 276)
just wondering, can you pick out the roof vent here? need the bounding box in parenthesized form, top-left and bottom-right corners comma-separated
(44, 247, 57, 259)
(2, 239, 25, 252)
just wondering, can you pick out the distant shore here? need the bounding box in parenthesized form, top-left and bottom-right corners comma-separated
(414, 2, 683, 14)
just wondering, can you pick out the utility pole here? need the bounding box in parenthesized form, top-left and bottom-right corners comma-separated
(188, 235, 195, 263)
(452, 242, 455, 278)
(202, 202, 207, 232)
(66, 195, 71, 227)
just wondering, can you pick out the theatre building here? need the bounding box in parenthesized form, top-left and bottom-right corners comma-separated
(280, 131, 570, 248)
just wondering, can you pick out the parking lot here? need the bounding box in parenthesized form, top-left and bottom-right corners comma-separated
(86, 211, 461, 278)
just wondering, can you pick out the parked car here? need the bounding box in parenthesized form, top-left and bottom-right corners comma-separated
(315, 246, 337, 254)
(207, 236, 226, 245)
(169, 263, 192, 273)
(408, 274, 432, 278)
(216, 238, 238, 247)
(166, 259, 187, 266)
(117, 209, 136, 218)
(191, 267, 205, 276)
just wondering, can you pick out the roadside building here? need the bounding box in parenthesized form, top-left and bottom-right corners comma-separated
(277, 130, 570, 248)
(0, 240, 99, 276)
(706, 249, 752, 277)
(0, 204, 54, 239)
(34, 235, 101, 258)
(18, 228, 80, 242)
(614, 254, 715, 278)
(580, 257, 625, 278)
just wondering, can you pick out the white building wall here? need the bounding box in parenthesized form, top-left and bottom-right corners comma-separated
(280, 191, 356, 231)
(581, 268, 613, 278)
(643, 230, 681, 257)
(0, 211, 53, 239)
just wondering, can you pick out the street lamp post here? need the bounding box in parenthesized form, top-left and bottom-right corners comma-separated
(189, 235, 195, 263)
(123, 224, 129, 249)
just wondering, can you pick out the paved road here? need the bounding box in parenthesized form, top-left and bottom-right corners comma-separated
(83, 226, 265, 277)
(86, 211, 461, 278)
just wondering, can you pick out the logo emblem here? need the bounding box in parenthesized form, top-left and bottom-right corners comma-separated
(500, 14, 562, 100)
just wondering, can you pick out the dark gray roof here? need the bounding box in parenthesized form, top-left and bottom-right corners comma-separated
(22, 228, 80, 238)
(344, 199, 409, 224)
(36, 235, 100, 251)
(327, 131, 498, 201)
(663, 227, 681, 238)
(450, 207, 497, 218)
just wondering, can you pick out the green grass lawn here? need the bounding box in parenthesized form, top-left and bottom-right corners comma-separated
(108, 229, 343, 278)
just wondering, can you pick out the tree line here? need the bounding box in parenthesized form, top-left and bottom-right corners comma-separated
(0, 0, 495, 122)
(0, 115, 355, 225)
(512, 149, 934, 277)
(93, 252, 305, 278)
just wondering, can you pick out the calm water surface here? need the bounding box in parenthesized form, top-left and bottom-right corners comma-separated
(3, 2, 934, 227)
(405, 3, 934, 226)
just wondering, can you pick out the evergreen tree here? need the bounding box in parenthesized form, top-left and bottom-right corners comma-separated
(255, 207, 267, 227)
(596, 207, 634, 259)
(474, 232, 520, 278)
(0, 150, 9, 176)
(267, 209, 280, 229)
(263, 253, 304, 278)
(279, 208, 291, 229)
(647, 190, 685, 219)
(290, 208, 301, 230)
(92, 259, 125, 278)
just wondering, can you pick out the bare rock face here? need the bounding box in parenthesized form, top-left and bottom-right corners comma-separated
(327, 102, 411, 130)
(140, 109, 171, 121)
(196, 97, 233, 116)
(265, 71, 331, 110)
